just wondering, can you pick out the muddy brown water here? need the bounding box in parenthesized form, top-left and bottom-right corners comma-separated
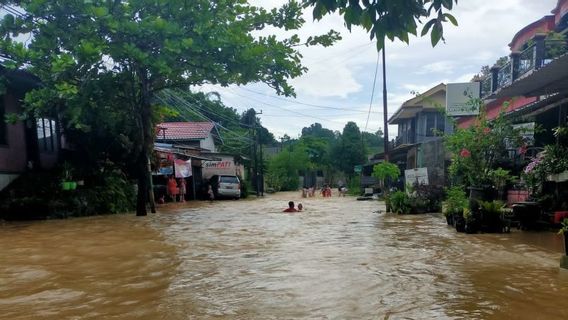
(1, 192, 568, 319)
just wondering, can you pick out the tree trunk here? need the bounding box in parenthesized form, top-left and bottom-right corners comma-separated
(135, 71, 154, 216)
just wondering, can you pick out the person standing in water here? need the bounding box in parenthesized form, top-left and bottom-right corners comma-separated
(283, 201, 298, 212)
(297, 203, 303, 211)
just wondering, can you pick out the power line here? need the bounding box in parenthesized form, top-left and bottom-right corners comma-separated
(238, 86, 391, 115)
(155, 90, 253, 144)
(365, 52, 380, 132)
(221, 87, 346, 124)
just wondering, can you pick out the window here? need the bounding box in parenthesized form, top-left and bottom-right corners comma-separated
(36, 118, 57, 153)
(0, 96, 6, 145)
(220, 176, 239, 183)
(425, 113, 436, 136)
(436, 113, 446, 134)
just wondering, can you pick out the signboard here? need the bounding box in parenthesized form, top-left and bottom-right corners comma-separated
(446, 82, 481, 116)
(354, 165, 363, 174)
(202, 159, 238, 178)
(405, 167, 429, 186)
(174, 159, 192, 178)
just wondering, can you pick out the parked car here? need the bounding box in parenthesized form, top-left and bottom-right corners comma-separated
(209, 175, 241, 199)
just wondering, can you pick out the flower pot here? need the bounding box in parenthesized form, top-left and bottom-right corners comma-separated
(445, 214, 454, 226)
(61, 181, 73, 191)
(465, 221, 478, 234)
(454, 214, 466, 232)
(69, 181, 77, 190)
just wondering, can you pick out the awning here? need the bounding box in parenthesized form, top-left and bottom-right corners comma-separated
(505, 94, 568, 120)
(489, 54, 568, 99)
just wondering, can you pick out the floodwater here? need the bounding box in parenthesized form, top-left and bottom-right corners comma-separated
(1, 192, 568, 319)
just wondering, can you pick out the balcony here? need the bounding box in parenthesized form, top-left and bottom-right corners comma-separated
(481, 35, 568, 99)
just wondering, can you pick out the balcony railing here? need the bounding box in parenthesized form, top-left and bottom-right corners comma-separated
(480, 35, 568, 98)
(497, 62, 512, 88)
(517, 43, 535, 78)
(480, 76, 492, 98)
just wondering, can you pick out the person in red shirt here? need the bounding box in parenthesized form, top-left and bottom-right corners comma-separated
(283, 201, 298, 212)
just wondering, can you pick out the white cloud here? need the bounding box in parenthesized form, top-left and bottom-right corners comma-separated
(198, 0, 559, 139)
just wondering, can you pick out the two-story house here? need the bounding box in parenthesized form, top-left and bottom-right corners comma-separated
(387, 83, 452, 187)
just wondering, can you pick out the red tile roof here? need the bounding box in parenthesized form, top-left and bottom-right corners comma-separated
(156, 122, 215, 140)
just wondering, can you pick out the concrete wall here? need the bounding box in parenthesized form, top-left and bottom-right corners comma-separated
(416, 138, 446, 186)
(200, 135, 217, 152)
(202, 154, 245, 180)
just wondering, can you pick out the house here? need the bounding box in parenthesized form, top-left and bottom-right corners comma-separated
(0, 67, 59, 192)
(362, 84, 451, 190)
(460, 0, 568, 144)
(389, 83, 452, 187)
(153, 121, 246, 198)
(156, 121, 221, 152)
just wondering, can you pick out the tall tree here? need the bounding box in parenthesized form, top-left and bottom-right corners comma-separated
(332, 121, 366, 174)
(0, 0, 339, 215)
(301, 122, 336, 142)
(304, 0, 459, 48)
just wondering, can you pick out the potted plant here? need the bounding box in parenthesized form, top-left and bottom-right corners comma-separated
(558, 218, 568, 256)
(479, 200, 505, 233)
(60, 162, 77, 191)
(389, 191, 411, 214)
(443, 186, 468, 226)
(445, 100, 524, 201)
(490, 168, 512, 200)
(372, 162, 400, 212)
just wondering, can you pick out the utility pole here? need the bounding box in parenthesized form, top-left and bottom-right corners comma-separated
(382, 46, 389, 162)
(257, 110, 264, 196)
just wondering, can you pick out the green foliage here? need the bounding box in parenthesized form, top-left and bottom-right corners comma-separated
(0, 0, 340, 215)
(443, 187, 468, 217)
(372, 162, 400, 188)
(347, 175, 361, 196)
(408, 184, 445, 213)
(304, 0, 458, 49)
(266, 141, 310, 191)
(489, 168, 512, 189)
(479, 200, 504, 216)
(389, 191, 412, 215)
(331, 121, 366, 174)
(80, 173, 136, 215)
(558, 218, 568, 235)
(445, 101, 524, 187)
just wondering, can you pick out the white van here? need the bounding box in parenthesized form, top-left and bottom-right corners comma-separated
(210, 175, 241, 199)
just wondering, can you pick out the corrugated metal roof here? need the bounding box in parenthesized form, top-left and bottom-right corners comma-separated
(156, 122, 215, 140)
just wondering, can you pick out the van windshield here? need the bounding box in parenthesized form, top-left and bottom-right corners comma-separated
(220, 176, 239, 184)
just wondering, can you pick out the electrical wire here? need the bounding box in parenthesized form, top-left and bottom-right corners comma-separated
(364, 52, 380, 132)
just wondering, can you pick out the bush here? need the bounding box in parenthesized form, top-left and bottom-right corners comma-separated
(347, 175, 361, 195)
(389, 191, 412, 214)
(409, 184, 445, 213)
(82, 173, 136, 214)
(443, 186, 469, 217)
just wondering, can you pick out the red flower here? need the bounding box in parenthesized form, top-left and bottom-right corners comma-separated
(519, 144, 528, 155)
(483, 127, 491, 134)
(460, 148, 471, 158)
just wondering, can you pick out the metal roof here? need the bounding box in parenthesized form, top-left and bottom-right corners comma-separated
(156, 122, 215, 141)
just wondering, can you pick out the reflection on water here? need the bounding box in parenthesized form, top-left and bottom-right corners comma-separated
(1, 192, 568, 319)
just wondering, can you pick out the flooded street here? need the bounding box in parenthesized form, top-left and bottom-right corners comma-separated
(1, 192, 568, 319)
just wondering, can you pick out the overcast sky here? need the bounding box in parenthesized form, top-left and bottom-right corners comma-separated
(201, 0, 558, 140)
